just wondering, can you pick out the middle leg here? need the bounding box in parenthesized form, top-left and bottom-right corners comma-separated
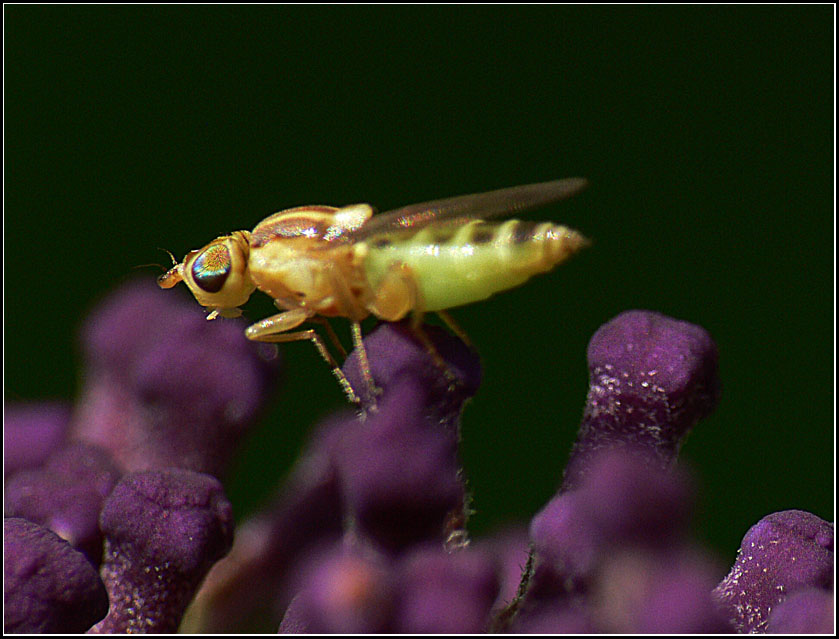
(325, 263, 381, 405)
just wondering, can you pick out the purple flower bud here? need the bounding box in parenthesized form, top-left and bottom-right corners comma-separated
(474, 526, 530, 616)
(529, 491, 601, 590)
(4, 517, 108, 633)
(392, 545, 500, 633)
(331, 372, 467, 553)
(90, 469, 234, 633)
(278, 544, 394, 634)
(529, 448, 695, 591)
(72, 279, 280, 478)
(594, 548, 731, 633)
(183, 418, 346, 633)
(521, 448, 715, 632)
(713, 509, 834, 632)
(575, 447, 695, 547)
(767, 587, 834, 634)
(276, 593, 309, 633)
(182, 515, 285, 633)
(342, 320, 481, 420)
(510, 603, 596, 634)
(564, 310, 719, 489)
(118, 314, 483, 632)
(4, 402, 71, 477)
(4, 442, 121, 564)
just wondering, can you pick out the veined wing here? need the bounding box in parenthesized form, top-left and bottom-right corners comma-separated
(343, 177, 588, 243)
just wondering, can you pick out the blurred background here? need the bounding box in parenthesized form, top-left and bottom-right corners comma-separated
(5, 6, 833, 563)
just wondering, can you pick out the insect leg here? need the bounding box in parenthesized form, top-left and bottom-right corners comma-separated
(246, 308, 360, 405)
(252, 329, 360, 405)
(310, 317, 348, 359)
(370, 263, 461, 389)
(323, 263, 380, 402)
(244, 307, 312, 339)
(349, 320, 380, 406)
(409, 321, 461, 390)
(435, 309, 474, 350)
(270, 299, 349, 359)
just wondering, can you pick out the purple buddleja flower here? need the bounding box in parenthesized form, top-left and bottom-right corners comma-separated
(518, 448, 730, 633)
(474, 526, 531, 617)
(337, 322, 481, 553)
(570, 446, 696, 548)
(277, 541, 504, 634)
(593, 547, 730, 633)
(331, 373, 467, 554)
(4, 442, 121, 564)
(713, 509, 834, 633)
(526, 446, 695, 599)
(278, 543, 394, 633)
(563, 309, 720, 490)
(4, 517, 108, 633)
(181, 417, 346, 633)
(509, 605, 597, 634)
(89, 469, 234, 633)
(14, 284, 828, 636)
(188, 322, 482, 633)
(766, 587, 834, 634)
(71, 279, 280, 478)
(392, 544, 500, 633)
(4, 402, 71, 478)
(528, 490, 601, 593)
(342, 320, 482, 424)
(506, 310, 729, 633)
(4, 279, 280, 632)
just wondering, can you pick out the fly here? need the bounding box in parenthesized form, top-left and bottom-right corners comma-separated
(158, 178, 590, 405)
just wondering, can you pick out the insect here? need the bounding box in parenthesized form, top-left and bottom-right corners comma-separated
(158, 178, 590, 404)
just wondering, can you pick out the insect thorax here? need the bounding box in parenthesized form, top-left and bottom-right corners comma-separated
(249, 215, 366, 315)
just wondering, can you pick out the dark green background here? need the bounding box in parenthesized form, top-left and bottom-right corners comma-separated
(5, 6, 833, 563)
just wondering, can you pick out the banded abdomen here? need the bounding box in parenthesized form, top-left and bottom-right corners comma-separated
(361, 219, 588, 312)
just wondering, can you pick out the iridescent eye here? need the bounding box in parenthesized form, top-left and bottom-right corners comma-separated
(191, 243, 231, 293)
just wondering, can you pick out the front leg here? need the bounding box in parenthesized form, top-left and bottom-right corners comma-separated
(245, 307, 360, 405)
(244, 307, 312, 340)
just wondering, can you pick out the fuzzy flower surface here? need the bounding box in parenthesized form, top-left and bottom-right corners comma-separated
(713, 509, 834, 632)
(90, 469, 234, 633)
(4, 517, 109, 633)
(4, 281, 834, 634)
(501, 312, 730, 633)
(72, 279, 281, 477)
(4, 280, 279, 633)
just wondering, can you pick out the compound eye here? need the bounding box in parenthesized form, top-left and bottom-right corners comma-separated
(191, 243, 231, 293)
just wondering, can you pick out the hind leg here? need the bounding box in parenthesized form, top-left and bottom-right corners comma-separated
(368, 263, 461, 388)
(435, 309, 473, 350)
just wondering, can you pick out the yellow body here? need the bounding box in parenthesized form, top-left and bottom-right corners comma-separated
(361, 218, 586, 313)
(157, 178, 589, 403)
(157, 178, 588, 352)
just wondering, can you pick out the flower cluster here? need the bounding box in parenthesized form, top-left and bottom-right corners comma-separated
(4, 281, 834, 633)
(5, 280, 279, 633)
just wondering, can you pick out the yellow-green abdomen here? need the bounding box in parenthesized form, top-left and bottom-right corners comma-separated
(362, 219, 588, 312)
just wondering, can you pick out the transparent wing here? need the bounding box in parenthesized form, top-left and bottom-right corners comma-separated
(344, 177, 588, 242)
